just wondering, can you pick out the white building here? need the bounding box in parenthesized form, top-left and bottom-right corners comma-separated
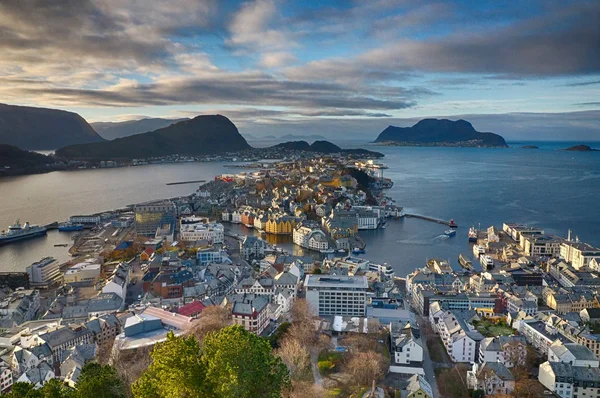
(26, 257, 61, 287)
(389, 321, 424, 374)
(293, 222, 329, 251)
(560, 241, 600, 270)
(478, 336, 527, 368)
(0, 363, 12, 393)
(63, 258, 102, 284)
(539, 361, 600, 398)
(467, 362, 515, 396)
(240, 236, 268, 260)
(437, 312, 484, 363)
(179, 219, 224, 243)
(69, 215, 101, 225)
(101, 262, 129, 301)
(304, 275, 368, 317)
(548, 341, 600, 368)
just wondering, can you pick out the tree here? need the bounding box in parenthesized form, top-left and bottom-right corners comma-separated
(76, 363, 126, 398)
(276, 336, 311, 381)
(2, 380, 75, 398)
(345, 350, 387, 386)
(110, 344, 153, 395)
(3, 383, 42, 398)
(288, 300, 316, 347)
(202, 325, 290, 398)
(132, 332, 206, 398)
(186, 305, 232, 343)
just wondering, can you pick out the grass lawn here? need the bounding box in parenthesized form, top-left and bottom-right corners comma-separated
(473, 319, 514, 337)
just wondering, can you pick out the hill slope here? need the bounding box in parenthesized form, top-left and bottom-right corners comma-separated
(0, 103, 104, 150)
(272, 140, 383, 157)
(374, 118, 507, 147)
(56, 115, 251, 160)
(92, 118, 189, 140)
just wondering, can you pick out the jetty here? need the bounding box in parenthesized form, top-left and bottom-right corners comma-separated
(166, 179, 206, 186)
(44, 221, 58, 230)
(404, 213, 457, 227)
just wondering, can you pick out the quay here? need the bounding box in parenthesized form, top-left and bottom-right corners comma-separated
(166, 179, 206, 186)
(404, 213, 457, 227)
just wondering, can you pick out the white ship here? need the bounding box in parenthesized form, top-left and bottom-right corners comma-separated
(0, 220, 47, 245)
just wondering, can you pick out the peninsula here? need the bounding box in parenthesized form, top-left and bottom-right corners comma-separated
(374, 118, 508, 148)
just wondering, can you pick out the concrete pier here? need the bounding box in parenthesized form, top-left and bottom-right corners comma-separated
(404, 213, 457, 227)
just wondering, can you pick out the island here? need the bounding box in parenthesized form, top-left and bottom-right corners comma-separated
(373, 118, 508, 148)
(522, 145, 539, 149)
(565, 144, 599, 152)
(271, 140, 383, 157)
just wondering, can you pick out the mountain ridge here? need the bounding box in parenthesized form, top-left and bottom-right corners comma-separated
(374, 118, 508, 147)
(92, 118, 189, 140)
(0, 103, 105, 150)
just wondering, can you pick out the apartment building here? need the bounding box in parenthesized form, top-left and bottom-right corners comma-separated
(304, 275, 368, 317)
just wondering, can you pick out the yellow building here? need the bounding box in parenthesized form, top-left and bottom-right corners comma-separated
(265, 217, 296, 235)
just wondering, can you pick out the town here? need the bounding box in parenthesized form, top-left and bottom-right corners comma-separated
(1, 155, 600, 398)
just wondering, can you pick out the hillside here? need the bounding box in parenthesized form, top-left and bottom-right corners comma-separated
(272, 140, 383, 157)
(92, 118, 189, 140)
(0, 144, 64, 176)
(374, 118, 508, 147)
(56, 115, 251, 160)
(0, 103, 104, 150)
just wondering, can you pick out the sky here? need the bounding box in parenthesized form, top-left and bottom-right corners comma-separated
(0, 0, 599, 140)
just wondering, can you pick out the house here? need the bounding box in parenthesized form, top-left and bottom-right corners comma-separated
(0, 362, 12, 393)
(240, 236, 268, 260)
(60, 344, 97, 388)
(177, 301, 206, 318)
(436, 311, 484, 363)
(467, 362, 515, 396)
(84, 314, 120, 346)
(478, 335, 527, 368)
(10, 345, 53, 377)
(16, 362, 54, 388)
(548, 341, 600, 367)
(402, 374, 433, 398)
(101, 262, 129, 301)
(230, 294, 270, 335)
(37, 324, 95, 362)
(389, 321, 424, 375)
(538, 361, 600, 398)
(580, 308, 600, 323)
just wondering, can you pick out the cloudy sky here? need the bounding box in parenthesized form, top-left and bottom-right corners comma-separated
(1, 0, 599, 140)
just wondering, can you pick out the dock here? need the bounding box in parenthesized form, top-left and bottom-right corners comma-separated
(166, 179, 206, 186)
(404, 214, 457, 227)
(44, 221, 58, 230)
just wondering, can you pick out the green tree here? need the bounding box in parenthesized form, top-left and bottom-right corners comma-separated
(3, 380, 75, 398)
(76, 363, 126, 398)
(132, 332, 206, 398)
(3, 382, 42, 398)
(202, 326, 290, 398)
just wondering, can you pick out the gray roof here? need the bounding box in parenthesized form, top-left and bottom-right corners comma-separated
(478, 362, 514, 381)
(551, 342, 598, 361)
(42, 325, 92, 348)
(547, 361, 600, 382)
(304, 274, 368, 289)
(230, 294, 269, 316)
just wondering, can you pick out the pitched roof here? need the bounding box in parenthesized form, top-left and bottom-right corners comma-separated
(177, 301, 206, 317)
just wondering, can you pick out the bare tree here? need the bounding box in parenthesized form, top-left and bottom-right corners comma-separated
(285, 380, 324, 398)
(276, 336, 311, 381)
(110, 342, 153, 397)
(345, 350, 387, 386)
(288, 299, 317, 346)
(186, 304, 232, 342)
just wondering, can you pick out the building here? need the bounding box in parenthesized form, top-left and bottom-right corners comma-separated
(179, 220, 224, 243)
(519, 320, 561, 356)
(69, 215, 101, 225)
(101, 262, 129, 301)
(63, 258, 101, 284)
(230, 294, 270, 335)
(304, 275, 368, 317)
(0, 362, 12, 393)
(26, 257, 61, 287)
(538, 361, 600, 398)
(548, 341, 600, 367)
(389, 321, 424, 374)
(503, 223, 544, 242)
(37, 325, 95, 362)
(293, 221, 330, 251)
(240, 236, 268, 260)
(265, 216, 296, 235)
(436, 311, 484, 363)
(197, 248, 230, 266)
(560, 241, 600, 270)
(576, 333, 600, 360)
(402, 374, 433, 398)
(467, 362, 515, 396)
(520, 234, 562, 257)
(478, 336, 527, 368)
(134, 200, 177, 236)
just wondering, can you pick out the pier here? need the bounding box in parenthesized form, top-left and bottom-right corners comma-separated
(404, 213, 457, 227)
(166, 179, 206, 186)
(44, 221, 58, 230)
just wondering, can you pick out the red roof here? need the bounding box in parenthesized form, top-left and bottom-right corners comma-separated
(177, 301, 206, 317)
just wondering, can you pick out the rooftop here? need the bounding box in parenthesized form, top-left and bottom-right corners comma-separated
(304, 274, 368, 289)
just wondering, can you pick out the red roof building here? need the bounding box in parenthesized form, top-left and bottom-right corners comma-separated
(177, 301, 206, 318)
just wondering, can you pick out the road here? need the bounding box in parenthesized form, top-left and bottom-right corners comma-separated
(416, 315, 441, 398)
(310, 348, 323, 388)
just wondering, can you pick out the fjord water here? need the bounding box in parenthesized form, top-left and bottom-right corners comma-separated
(1, 143, 599, 275)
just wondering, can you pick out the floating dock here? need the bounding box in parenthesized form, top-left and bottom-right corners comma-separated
(404, 214, 457, 227)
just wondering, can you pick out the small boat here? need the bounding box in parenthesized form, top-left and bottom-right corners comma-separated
(58, 222, 84, 232)
(448, 219, 458, 228)
(352, 247, 365, 255)
(444, 229, 456, 237)
(458, 254, 473, 270)
(468, 227, 478, 243)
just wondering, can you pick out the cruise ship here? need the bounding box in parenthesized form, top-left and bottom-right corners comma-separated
(0, 220, 47, 245)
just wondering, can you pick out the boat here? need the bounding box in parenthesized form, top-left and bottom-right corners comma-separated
(444, 229, 456, 237)
(448, 219, 458, 228)
(352, 247, 365, 255)
(473, 244, 485, 257)
(468, 227, 478, 243)
(58, 222, 84, 232)
(458, 254, 473, 270)
(480, 255, 494, 270)
(0, 220, 47, 245)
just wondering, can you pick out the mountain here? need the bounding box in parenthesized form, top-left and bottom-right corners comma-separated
(56, 115, 251, 160)
(0, 103, 104, 150)
(272, 140, 383, 157)
(0, 144, 64, 176)
(374, 118, 508, 147)
(565, 144, 598, 151)
(280, 134, 327, 141)
(92, 118, 189, 140)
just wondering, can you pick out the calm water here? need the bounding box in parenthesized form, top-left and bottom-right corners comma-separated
(1, 143, 599, 275)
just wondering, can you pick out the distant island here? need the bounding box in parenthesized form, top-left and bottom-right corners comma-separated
(56, 115, 251, 160)
(92, 117, 189, 140)
(565, 144, 599, 152)
(272, 140, 383, 157)
(522, 145, 539, 149)
(374, 118, 508, 148)
(0, 103, 104, 150)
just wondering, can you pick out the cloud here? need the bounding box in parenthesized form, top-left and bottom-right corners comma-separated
(259, 52, 296, 68)
(562, 80, 600, 87)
